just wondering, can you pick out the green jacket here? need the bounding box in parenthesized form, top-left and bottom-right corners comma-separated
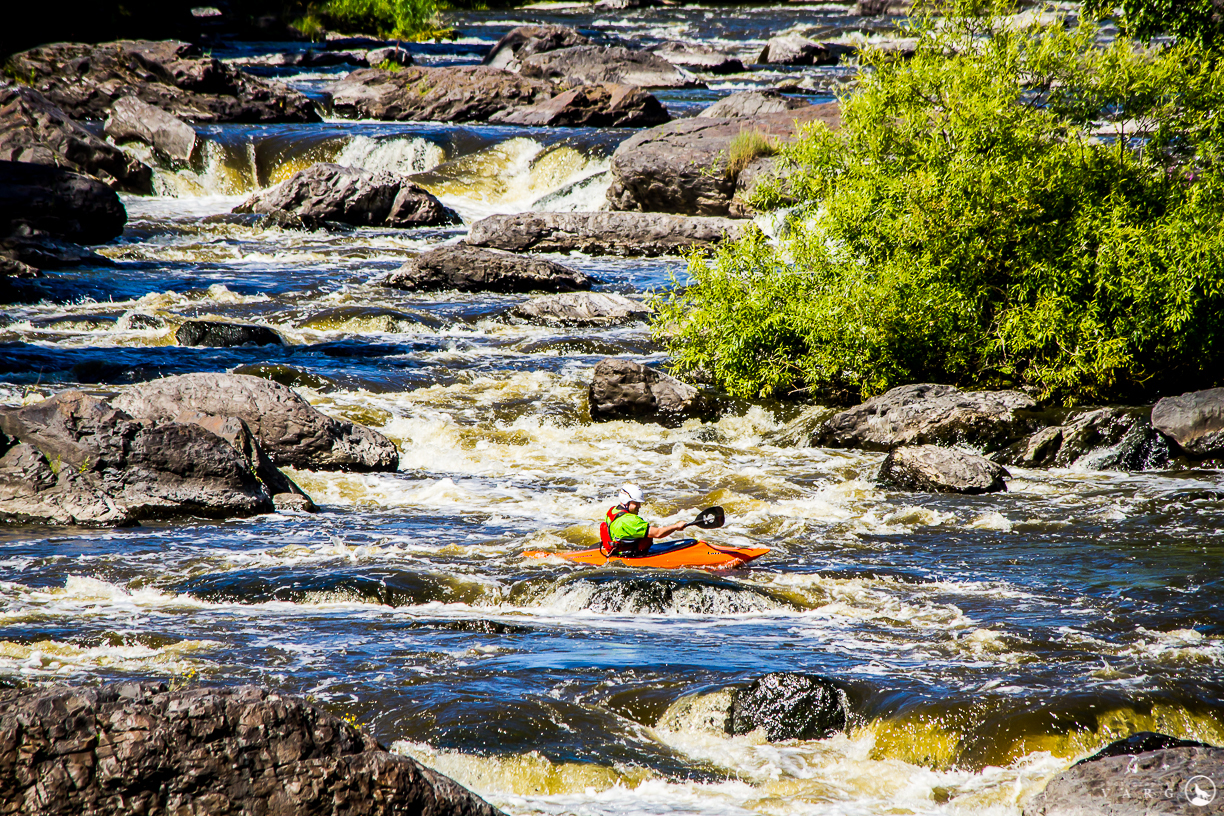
(608, 507, 649, 542)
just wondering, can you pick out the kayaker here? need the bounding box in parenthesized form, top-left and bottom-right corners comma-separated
(601, 483, 691, 557)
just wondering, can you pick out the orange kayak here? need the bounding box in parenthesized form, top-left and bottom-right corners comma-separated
(523, 538, 769, 569)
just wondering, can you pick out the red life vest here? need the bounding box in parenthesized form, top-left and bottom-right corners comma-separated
(600, 505, 651, 557)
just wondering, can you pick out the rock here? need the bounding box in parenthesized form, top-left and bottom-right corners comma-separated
(1151, 388, 1224, 458)
(0, 392, 275, 524)
(813, 383, 1039, 452)
(274, 492, 317, 512)
(0, 229, 112, 271)
(997, 407, 1170, 470)
(758, 34, 839, 66)
(1023, 743, 1224, 816)
(607, 104, 841, 216)
(484, 25, 591, 71)
(856, 0, 911, 14)
(7, 40, 319, 123)
(696, 89, 811, 119)
(175, 320, 287, 347)
(0, 160, 126, 245)
(589, 358, 710, 423)
(466, 211, 747, 256)
(329, 66, 555, 122)
(727, 673, 850, 741)
(112, 373, 399, 472)
(383, 245, 592, 293)
(0, 84, 153, 193)
(878, 444, 1009, 494)
(519, 46, 705, 90)
(490, 83, 668, 128)
(0, 682, 505, 816)
(511, 292, 649, 325)
(646, 41, 745, 74)
(366, 45, 413, 67)
(233, 163, 459, 229)
(103, 95, 197, 163)
(1080, 732, 1214, 764)
(731, 155, 783, 216)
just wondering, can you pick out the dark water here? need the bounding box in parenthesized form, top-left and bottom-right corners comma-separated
(2, 5, 1222, 815)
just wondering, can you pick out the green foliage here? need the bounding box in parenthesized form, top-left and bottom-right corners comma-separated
(654, 5, 1224, 405)
(1084, 0, 1224, 49)
(301, 0, 446, 40)
(726, 131, 778, 179)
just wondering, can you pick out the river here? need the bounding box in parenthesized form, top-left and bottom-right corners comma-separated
(1, 4, 1222, 816)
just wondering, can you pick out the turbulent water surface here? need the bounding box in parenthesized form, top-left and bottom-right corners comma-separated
(2, 4, 1223, 816)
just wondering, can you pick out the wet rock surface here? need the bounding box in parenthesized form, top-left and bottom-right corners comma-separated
(329, 66, 555, 122)
(467, 211, 747, 256)
(878, 444, 1010, 494)
(511, 292, 649, 325)
(0, 392, 275, 524)
(0, 682, 505, 816)
(0, 84, 153, 193)
(7, 40, 319, 123)
(697, 89, 811, 119)
(0, 160, 126, 245)
(607, 104, 841, 216)
(727, 673, 850, 741)
(519, 46, 704, 90)
(103, 94, 198, 163)
(758, 34, 840, 66)
(813, 384, 1038, 452)
(1151, 387, 1224, 459)
(997, 407, 1170, 471)
(233, 163, 459, 229)
(383, 245, 593, 293)
(491, 83, 668, 128)
(175, 320, 287, 348)
(484, 25, 591, 71)
(113, 373, 399, 472)
(646, 41, 745, 74)
(589, 358, 710, 423)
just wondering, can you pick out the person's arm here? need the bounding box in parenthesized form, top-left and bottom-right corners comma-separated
(647, 520, 689, 539)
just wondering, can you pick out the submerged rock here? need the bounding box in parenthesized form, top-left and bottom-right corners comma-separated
(0, 84, 153, 193)
(383, 245, 592, 293)
(104, 94, 198, 163)
(589, 357, 710, 424)
(0, 682, 505, 816)
(813, 383, 1038, 452)
(646, 41, 745, 74)
(511, 292, 650, 326)
(728, 673, 850, 741)
(7, 40, 319, 123)
(997, 407, 1169, 471)
(113, 373, 399, 472)
(466, 212, 747, 256)
(1023, 741, 1224, 816)
(607, 104, 841, 216)
(175, 320, 286, 348)
(233, 163, 459, 229)
(878, 444, 1009, 494)
(0, 392, 275, 524)
(1151, 387, 1224, 459)
(519, 46, 704, 90)
(329, 66, 554, 122)
(491, 83, 668, 128)
(484, 24, 591, 71)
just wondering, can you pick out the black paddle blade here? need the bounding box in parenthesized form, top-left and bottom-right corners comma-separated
(692, 506, 725, 529)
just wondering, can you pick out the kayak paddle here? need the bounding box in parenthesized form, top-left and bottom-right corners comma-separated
(688, 506, 725, 530)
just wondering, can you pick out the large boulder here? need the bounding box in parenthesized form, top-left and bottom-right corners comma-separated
(511, 292, 649, 326)
(589, 358, 710, 424)
(645, 41, 745, 74)
(607, 104, 841, 216)
(519, 46, 705, 90)
(466, 211, 747, 256)
(329, 66, 555, 122)
(484, 25, 591, 71)
(0, 392, 275, 524)
(878, 444, 1009, 494)
(0, 84, 152, 192)
(490, 83, 668, 128)
(175, 320, 287, 347)
(812, 383, 1039, 452)
(7, 40, 319, 123)
(103, 94, 198, 164)
(382, 245, 592, 293)
(112, 373, 399, 472)
(0, 682, 505, 816)
(1151, 388, 1224, 459)
(727, 673, 850, 742)
(997, 407, 1169, 471)
(697, 89, 811, 119)
(1023, 739, 1224, 816)
(0, 160, 126, 245)
(757, 34, 841, 66)
(233, 163, 459, 229)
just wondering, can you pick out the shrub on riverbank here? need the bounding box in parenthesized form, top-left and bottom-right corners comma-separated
(653, 5, 1224, 405)
(294, 0, 449, 41)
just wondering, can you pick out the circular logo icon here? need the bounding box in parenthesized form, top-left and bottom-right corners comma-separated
(1186, 775, 1217, 807)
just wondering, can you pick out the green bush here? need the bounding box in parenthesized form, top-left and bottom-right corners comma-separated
(653, 3, 1224, 405)
(296, 0, 446, 41)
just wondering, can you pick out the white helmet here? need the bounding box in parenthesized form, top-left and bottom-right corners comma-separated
(618, 483, 645, 505)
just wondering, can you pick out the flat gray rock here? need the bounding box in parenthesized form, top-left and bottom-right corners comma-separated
(490, 83, 668, 128)
(104, 94, 198, 163)
(484, 25, 591, 71)
(466, 211, 746, 256)
(511, 292, 649, 325)
(877, 444, 1009, 494)
(589, 357, 710, 424)
(329, 65, 554, 122)
(1151, 387, 1224, 458)
(696, 89, 811, 119)
(519, 45, 704, 90)
(646, 41, 745, 74)
(383, 245, 592, 293)
(758, 34, 841, 66)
